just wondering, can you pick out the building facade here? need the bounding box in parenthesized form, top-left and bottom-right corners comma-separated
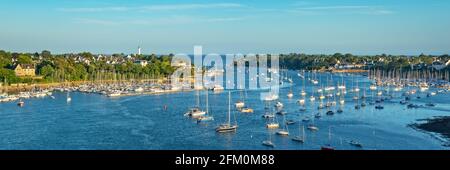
(14, 64, 36, 77)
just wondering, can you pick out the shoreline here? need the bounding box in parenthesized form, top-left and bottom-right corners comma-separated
(410, 116, 450, 146)
(0, 78, 187, 93)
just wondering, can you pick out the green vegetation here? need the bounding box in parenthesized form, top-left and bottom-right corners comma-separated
(280, 53, 450, 71)
(0, 50, 176, 85)
(2, 49, 449, 86)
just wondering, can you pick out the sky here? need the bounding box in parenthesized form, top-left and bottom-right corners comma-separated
(0, 0, 449, 55)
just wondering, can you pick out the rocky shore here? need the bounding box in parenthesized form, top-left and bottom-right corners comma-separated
(410, 116, 450, 146)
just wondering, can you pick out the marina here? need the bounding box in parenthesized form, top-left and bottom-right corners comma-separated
(1, 70, 450, 150)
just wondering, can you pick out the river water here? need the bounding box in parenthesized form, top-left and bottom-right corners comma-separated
(0, 71, 449, 150)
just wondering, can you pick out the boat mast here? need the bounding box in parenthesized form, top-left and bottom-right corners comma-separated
(228, 91, 231, 126)
(206, 91, 209, 114)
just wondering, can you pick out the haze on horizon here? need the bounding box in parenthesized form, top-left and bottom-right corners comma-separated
(0, 0, 449, 55)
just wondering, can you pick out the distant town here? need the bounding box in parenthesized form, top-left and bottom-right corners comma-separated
(1, 48, 449, 89)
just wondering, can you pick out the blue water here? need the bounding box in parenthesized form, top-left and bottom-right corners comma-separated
(0, 72, 449, 150)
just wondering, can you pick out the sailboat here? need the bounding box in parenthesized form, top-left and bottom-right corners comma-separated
(239, 89, 254, 113)
(307, 124, 319, 131)
(292, 125, 306, 143)
(185, 90, 206, 118)
(66, 92, 72, 103)
(235, 89, 245, 108)
(300, 71, 308, 97)
(216, 91, 238, 133)
(287, 89, 294, 99)
(349, 140, 363, 148)
(197, 91, 214, 122)
(235, 101, 245, 108)
(262, 130, 275, 148)
(276, 114, 289, 136)
(275, 101, 284, 108)
(266, 118, 280, 129)
(309, 75, 316, 102)
(17, 98, 25, 107)
(295, 73, 306, 106)
(321, 127, 335, 150)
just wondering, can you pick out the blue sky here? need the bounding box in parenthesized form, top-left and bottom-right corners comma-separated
(0, 0, 449, 55)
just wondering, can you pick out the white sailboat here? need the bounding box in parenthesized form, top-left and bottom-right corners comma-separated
(276, 114, 289, 136)
(235, 89, 245, 108)
(321, 127, 335, 150)
(292, 125, 305, 143)
(216, 91, 238, 133)
(66, 92, 72, 103)
(197, 91, 214, 122)
(185, 90, 206, 118)
(262, 130, 275, 148)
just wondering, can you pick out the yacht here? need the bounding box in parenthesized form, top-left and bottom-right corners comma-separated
(276, 130, 289, 136)
(216, 92, 238, 133)
(425, 103, 436, 107)
(276, 115, 289, 136)
(314, 112, 322, 118)
(66, 92, 72, 103)
(369, 84, 377, 91)
(262, 140, 275, 148)
(300, 91, 307, 97)
(266, 123, 280, 129)
(309, 96, 316, 102)
(185, 107, 206, 118)
(321, 127, 335, 150)
(107, 91, 122, 97)
(339, 99, 345, 105)
(307, 125, 319, 131)
(264, 94, 279, 101)
(235, 101, 245, 108)
(287, 91, 294, 98)
(375, 105, 384, 110)
(275, 101, 284, 108)
(197, 91, 214, 122)
(297, 99, 305, 105)
(349, 140, 363, 148)
(212, 85, 224, 92)
(261, 112, 275, 118)
(240, 107, 254, 113)
(326, 110, 335, 115)
(17, 99, 24, 107)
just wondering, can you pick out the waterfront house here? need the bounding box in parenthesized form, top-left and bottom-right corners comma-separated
(14, 64, 36, 77)
(134, 60, 148, 67)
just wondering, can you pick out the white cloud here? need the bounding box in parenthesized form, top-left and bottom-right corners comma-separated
(58, 3, 243, 12)
(297, 6, 371, 10)
(289, 5, 395, 15)
(74, 18, 120, 25)
(73, 16, 246, 26)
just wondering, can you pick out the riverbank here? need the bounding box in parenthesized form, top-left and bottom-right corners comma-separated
(0, 78, 191, 93)
(410, 116, 450, 146)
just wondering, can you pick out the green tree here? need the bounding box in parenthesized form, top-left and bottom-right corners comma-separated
(17, 54, 33, 64)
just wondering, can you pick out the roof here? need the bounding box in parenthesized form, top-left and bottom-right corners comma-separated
(15, 64, 35, 69)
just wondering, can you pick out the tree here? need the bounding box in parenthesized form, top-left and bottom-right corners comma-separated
(41, 50, 52, 58)
(0, 68, 19, 84)
(39, 65, 55, 77)
(17, 54, 33, 64)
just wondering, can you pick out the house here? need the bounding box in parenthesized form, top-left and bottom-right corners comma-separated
(14, 64, 36, 77)
(134, 60, 148, 67)
(172, 60, 188, 67)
